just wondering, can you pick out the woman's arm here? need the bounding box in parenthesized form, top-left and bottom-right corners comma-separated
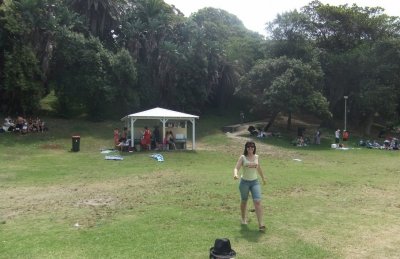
(233, 156, 243, 179)
(257, 159, 266, 185)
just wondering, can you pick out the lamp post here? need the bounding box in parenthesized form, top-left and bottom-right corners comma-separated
(344, 96, 348, 131)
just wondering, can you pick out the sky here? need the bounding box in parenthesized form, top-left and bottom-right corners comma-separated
(163, 0, 399, 36)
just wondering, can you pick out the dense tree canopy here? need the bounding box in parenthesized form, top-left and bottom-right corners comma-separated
(238, 56, 330, 130)
(265, 0, 400, 132)
(0, 0, 399, 133)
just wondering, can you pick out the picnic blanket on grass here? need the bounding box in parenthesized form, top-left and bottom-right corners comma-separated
(150, 153, 164, 162)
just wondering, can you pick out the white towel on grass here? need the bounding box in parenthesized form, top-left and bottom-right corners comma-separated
(105, 155, 123, 160)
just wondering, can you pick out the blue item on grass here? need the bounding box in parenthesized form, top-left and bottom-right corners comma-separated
(150, 153, 164, 162)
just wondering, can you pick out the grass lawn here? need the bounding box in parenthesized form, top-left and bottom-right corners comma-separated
(0, 116, 400, 258)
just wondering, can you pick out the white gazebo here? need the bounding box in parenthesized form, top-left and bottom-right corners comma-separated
(121, 107, 200, 150)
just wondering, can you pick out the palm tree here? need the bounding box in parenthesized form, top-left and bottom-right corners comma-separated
(67, 0, 125, 38)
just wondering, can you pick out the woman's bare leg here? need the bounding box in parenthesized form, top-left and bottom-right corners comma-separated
(240, 201, 247, 223)
(254, 200, 264, 227)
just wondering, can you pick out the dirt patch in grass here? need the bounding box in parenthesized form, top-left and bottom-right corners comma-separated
(40, 143, 64, 149)
(290, 184, 400, 258)
(344, 225, 400, 258)
(0, 170, 185, 227)
(0, 172, 16, 181)
(220, 128, 299, 160)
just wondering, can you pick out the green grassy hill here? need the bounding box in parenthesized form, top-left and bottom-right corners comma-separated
(0, 115, 399, 258)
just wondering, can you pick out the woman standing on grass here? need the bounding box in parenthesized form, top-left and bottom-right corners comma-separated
(233, 141, 266, 232)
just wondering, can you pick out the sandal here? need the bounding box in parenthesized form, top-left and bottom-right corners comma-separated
(259, 226, 266, 232)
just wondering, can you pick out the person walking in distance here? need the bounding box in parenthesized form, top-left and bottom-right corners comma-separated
(315, 128, 321, 145)
(335, 129, 341, 145)
(233, 141, 267, 232)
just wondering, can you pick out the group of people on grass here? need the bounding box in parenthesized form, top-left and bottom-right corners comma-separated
(113, 126, 177, 151)
(1, 115, 47, 134)
(359, 137, 399, 150)
(334, 128, 399, 150)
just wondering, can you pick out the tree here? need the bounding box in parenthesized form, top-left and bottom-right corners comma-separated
(110, 48, 139, 115)
(2, 45, 42, 115)
(301, 0, 400, 123)
(0, 0, 59, 115)
(51, 30, 110, 118)
(66, 0, 125, 41)
(353, 39, 400, 134)
(265, 1, 400, 131)
(188, 7, 264, 110)
(238, 56, 331, 130)
(116, 0, 181, 108)
(267, 10, 316, 62)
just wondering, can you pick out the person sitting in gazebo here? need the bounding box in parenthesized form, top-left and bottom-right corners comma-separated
(152, 126, 161, 150)
(119, 127, 128, 143)
(164, 131, 176, 150)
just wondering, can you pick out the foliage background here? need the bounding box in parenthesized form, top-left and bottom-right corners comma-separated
(1, 0, 400, 131)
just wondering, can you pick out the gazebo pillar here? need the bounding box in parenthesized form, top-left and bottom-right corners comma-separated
(130, 118, 136, 147)
(160, 118, 168, 146)
(190, 118, 195, 150)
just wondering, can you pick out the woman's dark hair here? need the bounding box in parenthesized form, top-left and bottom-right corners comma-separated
(243, 141, 256, 155)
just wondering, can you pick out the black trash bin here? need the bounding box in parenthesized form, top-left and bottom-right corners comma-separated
(72, 135, 80, 152)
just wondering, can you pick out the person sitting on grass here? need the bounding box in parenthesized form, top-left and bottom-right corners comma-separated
(2, 116, 15, 132)
(297, 136, 305, 147)
(14, 116, 24, 133)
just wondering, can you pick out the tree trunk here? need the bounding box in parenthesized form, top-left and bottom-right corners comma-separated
(263, 111, 279, 132)
(364, 113, 374, 136)
(40, 38, 54, 94)
(287, 112, 292, 130)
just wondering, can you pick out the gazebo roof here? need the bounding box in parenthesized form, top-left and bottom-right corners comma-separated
(121, 107, 199, 121)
